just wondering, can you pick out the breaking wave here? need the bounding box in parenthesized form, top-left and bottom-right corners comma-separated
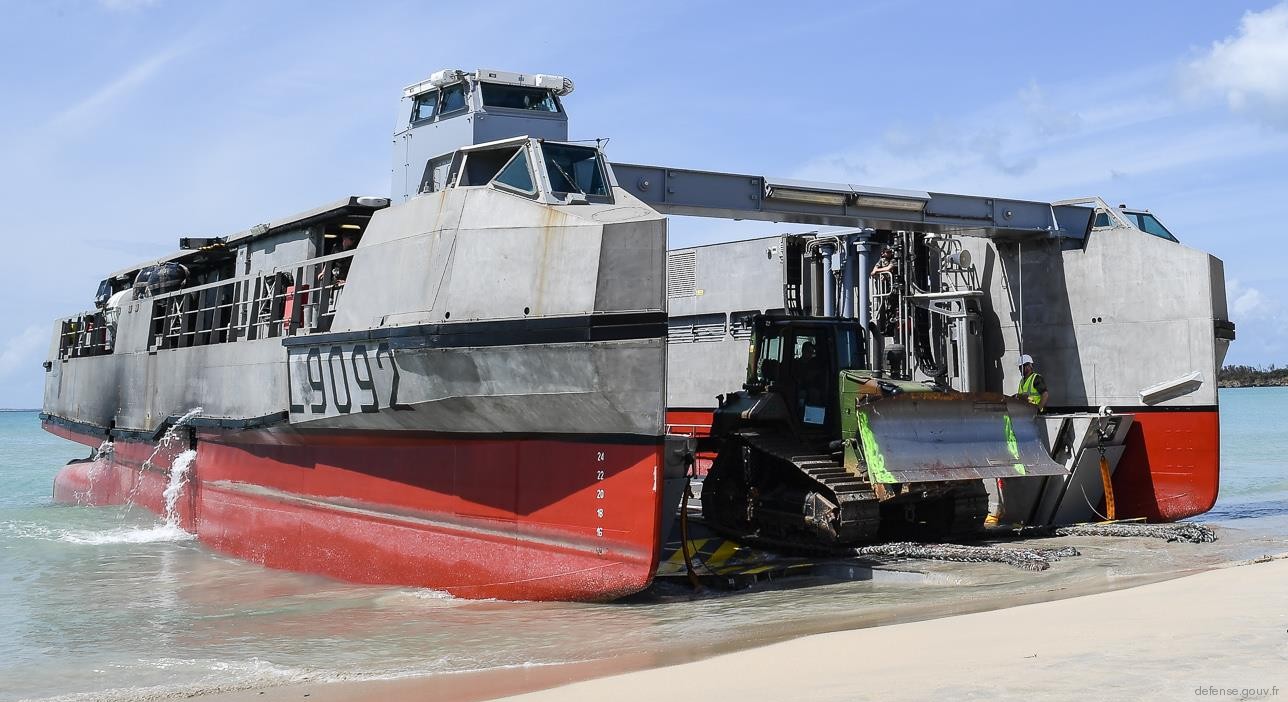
(21, 657, 563, 702)
(0, 520, 195, 545)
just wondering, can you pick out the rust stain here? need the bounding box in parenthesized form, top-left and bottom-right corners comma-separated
(532, 206, 569, 315)
(431, 189, 449, 232)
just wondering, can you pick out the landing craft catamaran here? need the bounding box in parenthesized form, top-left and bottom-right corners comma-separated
(42, 68, 1234, 601)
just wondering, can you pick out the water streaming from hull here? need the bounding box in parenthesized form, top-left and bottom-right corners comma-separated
(140, 407, 203, 472)
(121, 407, 202, 517)
(161, 449, 196, 527)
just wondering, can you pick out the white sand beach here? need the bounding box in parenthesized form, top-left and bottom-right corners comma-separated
(238, 555, 1288, 702)
(488, 557, 1288, 702)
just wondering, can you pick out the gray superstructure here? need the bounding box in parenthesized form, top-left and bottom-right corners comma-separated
(43, 65, 1232, 541)
(663, 206, 1230, 413)
(45, 69, 666, 445)
(655, 185, 1231, 523)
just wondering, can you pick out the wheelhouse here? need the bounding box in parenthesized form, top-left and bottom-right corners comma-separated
(445, 136, 614, 205)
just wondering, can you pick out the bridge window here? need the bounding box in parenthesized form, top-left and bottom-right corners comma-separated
(481, 83, 558, 112)
(439, 82, 467, 115)
(1131, 212, 1179, 242)
(460, 147, 521, 186)
(493, 149, 536, 194)
(411, 90, 439, 122)
(542, 143, 608, 197)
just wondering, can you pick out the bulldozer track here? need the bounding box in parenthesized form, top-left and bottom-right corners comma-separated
(945, 485, 990, 538)
(739, 432, 881, 544)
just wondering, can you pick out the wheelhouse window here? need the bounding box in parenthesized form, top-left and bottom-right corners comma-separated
(1131, 212, 1179, 242)
(542, 143, 608, 197)
(480, 83, 558, 112)
(411, 90, 439, 122)
(439, 82, 467, 115)
(1093, 209, 1179, 242)
(459, 147, 521, 186)
(493, 149, 536, 194)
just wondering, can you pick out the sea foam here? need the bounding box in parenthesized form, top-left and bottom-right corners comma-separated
(0, 519, 195, 545)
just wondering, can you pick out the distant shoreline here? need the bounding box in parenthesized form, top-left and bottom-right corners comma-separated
(1218, 381, 1288, 389)
(0, 409, 39, 412)
(1219, 365, 1288, 388)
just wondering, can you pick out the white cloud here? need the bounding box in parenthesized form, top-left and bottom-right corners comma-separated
(1223, 277, 1288, 365)
(97, 0, 163, 11)
(785, 69, 1179, 197)
(48, 43, 186, 131)
(1228, 278, 1270, 319)
(789, 57, 1288, 202)
(0, 325, 48, 378)
(1018, 81, 1083, 138)
(1188, 2, 1288, 128)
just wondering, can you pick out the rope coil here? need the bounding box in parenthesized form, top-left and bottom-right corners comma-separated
(852, 542, 1081, 571)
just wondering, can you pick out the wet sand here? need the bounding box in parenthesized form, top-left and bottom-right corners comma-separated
(222, 547, 1288, 702)
(494, 556, 1288, 702)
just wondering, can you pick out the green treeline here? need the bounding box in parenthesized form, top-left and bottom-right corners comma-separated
(1219, 365, 1288, 387)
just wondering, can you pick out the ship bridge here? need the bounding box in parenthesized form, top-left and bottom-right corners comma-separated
(448, 136, 613, 206)
(393, 68, 576, 201)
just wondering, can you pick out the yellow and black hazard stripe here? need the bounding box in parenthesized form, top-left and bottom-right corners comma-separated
(656, 537, 817, 578)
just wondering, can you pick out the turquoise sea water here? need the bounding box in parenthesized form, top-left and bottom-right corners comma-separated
(1207, 388, 1288, 530)
(1, 388, 1286, 701)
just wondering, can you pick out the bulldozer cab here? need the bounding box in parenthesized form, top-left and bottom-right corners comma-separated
(746, 314, 866, 439)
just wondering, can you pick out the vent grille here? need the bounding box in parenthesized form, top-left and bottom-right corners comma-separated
(730, 310, 759, 340)
(668, 314, 727, 344)
(667, 251, 697, 298)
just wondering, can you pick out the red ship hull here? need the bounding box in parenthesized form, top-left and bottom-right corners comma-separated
(665, 407, 1221, 522)
(46, 421, 665, 602)
(1111, 409, 1221, 521)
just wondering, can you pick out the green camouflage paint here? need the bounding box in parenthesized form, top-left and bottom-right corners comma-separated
(857, 412, 896, 484)
(1004, 414, 1026, 475)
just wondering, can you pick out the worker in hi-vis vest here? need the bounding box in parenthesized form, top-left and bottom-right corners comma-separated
(1015, 354, 1048, 411)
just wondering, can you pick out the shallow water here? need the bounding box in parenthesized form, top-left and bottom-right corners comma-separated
(1, 388, 1286, 701)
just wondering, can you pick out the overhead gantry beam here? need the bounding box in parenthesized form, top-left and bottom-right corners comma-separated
(610, 163, 1080, 239)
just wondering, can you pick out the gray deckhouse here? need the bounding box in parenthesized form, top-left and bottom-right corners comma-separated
(392, 68, 595, 204)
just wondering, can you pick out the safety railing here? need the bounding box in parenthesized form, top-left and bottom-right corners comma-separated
(57, 312, 111, 359)
(868, 271, 897, 320)
(147, 251, 353, 351)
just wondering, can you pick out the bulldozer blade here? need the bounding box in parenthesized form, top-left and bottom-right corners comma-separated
(855, 392, 1067, 484)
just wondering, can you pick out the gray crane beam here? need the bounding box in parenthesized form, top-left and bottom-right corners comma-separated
(609, 163, 1071, 239)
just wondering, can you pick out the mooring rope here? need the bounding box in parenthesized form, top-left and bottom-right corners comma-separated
(852, 542, 1081, 571)
(1051, 522, 1218, 543)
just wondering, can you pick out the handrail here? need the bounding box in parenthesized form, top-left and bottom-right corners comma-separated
(57, 251, 358, 357)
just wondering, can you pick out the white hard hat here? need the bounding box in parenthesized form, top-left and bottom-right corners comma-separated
(1018, 354, 1034, 367)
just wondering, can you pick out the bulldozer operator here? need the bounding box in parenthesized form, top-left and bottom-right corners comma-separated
(794, 340, 828, 403)
(1015, 353, 1049, 412)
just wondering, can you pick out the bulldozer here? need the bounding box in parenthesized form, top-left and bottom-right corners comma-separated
(700, 313, 1066, 551)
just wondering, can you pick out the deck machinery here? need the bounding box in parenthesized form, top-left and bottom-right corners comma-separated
(41, 67, 1233, 601)
(661, 190, 1233, 529)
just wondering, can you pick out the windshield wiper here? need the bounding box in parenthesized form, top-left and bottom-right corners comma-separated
(549, 160, 584, 195)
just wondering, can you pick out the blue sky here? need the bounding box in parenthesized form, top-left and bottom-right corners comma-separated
(1, 0, 1285, 407)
